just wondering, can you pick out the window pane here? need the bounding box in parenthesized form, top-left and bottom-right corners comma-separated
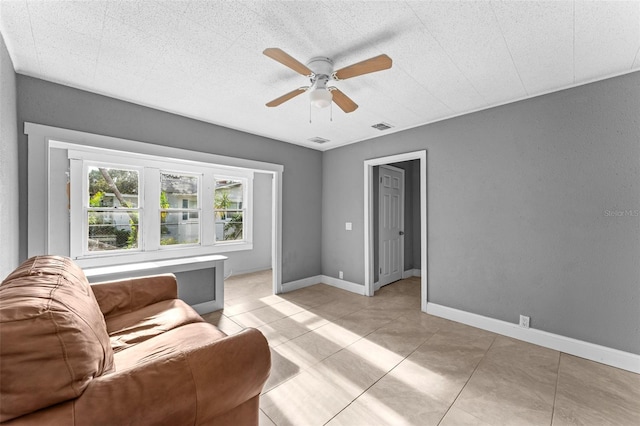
(215, 179, 243, 208)
(215, 179, 244, 242)
(160, 212, 200, 246)
(161, 173, 198, 208)
(215, 211, 243, 241)
(88, 167, 139, 207)
(160, 173, 199, 246)
(88, 211, 138, 251)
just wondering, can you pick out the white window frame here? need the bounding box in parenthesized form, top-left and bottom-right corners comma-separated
(68, 147, 254, 266)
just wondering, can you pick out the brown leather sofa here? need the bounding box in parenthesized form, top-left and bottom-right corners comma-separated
(0, 255, 270, 425)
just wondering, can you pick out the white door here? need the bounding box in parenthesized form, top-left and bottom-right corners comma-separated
(378, 165, 404, 287)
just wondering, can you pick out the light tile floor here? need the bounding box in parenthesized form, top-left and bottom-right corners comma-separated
(201, 270, 640, 426)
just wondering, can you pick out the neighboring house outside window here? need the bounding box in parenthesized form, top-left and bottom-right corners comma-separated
(159, 172, 199, 246)
(215, 179, 245, 242)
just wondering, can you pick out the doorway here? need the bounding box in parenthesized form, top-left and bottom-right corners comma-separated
(364, 150, 427, 311)
(223, 171, 276, 300)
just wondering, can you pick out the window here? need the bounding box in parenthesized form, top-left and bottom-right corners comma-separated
(69, 148, 253, 264)
(160, 172, 200, 246)
(215, 178, 244, 242)
(86, 165, 140, 252)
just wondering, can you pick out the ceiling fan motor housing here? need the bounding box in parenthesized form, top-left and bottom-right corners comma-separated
(307, 57, 333, 75)
(307, 57, 334, 89)
(306, 57, 334, 108)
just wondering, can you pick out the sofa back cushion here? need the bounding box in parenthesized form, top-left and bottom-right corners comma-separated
(0, 255, 115, 422)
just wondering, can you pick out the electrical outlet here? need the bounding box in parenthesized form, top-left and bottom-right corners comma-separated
(339, 271, 344, 279)
(519, 315, 530, 329)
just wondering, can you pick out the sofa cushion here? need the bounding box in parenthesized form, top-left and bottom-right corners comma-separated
(0, 256, 114, 422)
(106, 298, 205, 353)
(112, 322, 227, 372)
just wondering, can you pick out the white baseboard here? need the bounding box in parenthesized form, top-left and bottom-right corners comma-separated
(281, 274, 366, 295)
(426, 302, 640, 374)
(319, 275, 366, 295)
(227, 266, 271, 278)
(377, 271, 420, 291)
(281, 275, 321, 292)
(278, 279, 639, 373)
(403, 269, 421, 278)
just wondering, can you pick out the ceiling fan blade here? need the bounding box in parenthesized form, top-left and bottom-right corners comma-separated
(266, 87, 308, 107)
(330, 88, 358, 113)
(333, 54, 392, 80)
(263, 48, 314, 77)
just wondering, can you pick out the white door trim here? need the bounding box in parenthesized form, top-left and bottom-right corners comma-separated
(378, 164, 405, 287)
(272, 170, 283, 294)
(364, 150, 427, 311)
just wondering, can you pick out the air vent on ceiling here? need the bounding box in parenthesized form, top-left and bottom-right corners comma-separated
(308, 137, 330, 144)
(372, 122, 393, 131)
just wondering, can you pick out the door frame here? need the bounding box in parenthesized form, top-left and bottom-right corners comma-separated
(364, 150, 427, 311)
(377, 164, 405, 288)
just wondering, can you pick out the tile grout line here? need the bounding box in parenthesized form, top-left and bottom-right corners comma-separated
(231, 274, 639, 424)
(323, 322, 445, 425)
(549, 352, 563, 425)
(259, 300, 380, 397)
(260, 408, 277, 426)
(231, 275, 428, 423)
(436, 334, 498, 425)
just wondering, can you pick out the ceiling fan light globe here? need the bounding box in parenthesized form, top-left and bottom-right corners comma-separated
(309, 89, 333, 109)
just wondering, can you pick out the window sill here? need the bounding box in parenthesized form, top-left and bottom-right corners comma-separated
(84, 254, 228, 283)
(75, 242, 252, 269)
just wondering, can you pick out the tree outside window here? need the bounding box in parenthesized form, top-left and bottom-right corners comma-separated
(214, 179, 244, 241)
(87, 167, 139, 252)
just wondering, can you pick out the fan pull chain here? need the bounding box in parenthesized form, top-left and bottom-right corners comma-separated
(330, 102, 333, 122)
(309, 102, 312, 124)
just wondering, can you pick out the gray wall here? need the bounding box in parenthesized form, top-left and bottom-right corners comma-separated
(0, 34, 19, 279)
(322, 72, 640, 354)
(16, 75, 322, 283)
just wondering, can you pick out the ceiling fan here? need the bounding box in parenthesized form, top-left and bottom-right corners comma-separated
(263, 48, 392, 113)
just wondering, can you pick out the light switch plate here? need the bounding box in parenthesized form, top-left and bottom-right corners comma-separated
(345, 222, 352, 231)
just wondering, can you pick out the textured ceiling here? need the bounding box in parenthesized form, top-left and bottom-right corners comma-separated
(1, 1, 639, 151)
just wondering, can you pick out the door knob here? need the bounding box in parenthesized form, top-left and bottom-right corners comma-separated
(399, 231, 404, 235)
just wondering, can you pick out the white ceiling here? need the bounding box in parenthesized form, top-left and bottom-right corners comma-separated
(1, 1, 639, 151)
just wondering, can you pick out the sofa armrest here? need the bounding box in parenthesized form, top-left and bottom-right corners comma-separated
(72, 325, 270, 425)
(90, 274, 178, 319)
